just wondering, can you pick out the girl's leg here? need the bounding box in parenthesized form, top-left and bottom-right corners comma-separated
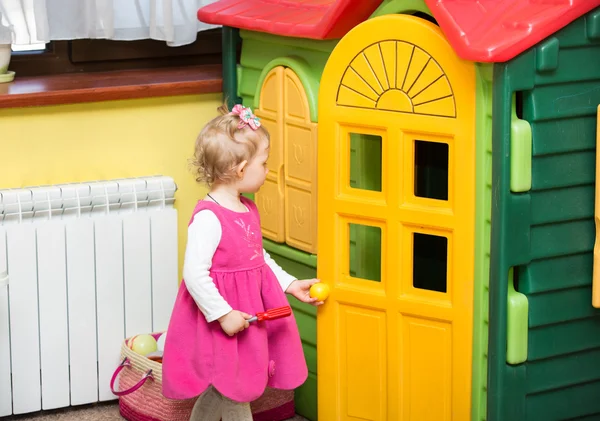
(221, 397, 252, 421)
(189, 386, 223, 421)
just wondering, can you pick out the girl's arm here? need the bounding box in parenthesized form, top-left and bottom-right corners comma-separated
(263, 251, 324, 307)
(263, 250, 297, 292)
(183, 209, 232, 323)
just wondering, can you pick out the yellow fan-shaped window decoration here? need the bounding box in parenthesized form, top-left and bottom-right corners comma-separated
(336, 41, 456, 118)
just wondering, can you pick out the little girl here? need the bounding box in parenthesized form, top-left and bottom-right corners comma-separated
(162, 104, 323, 421)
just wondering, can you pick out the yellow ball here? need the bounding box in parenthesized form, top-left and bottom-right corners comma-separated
(129, 334, 157, 356)
(309, 283, 330, 301)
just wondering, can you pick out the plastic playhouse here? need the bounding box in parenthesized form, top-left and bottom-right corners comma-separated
(197, 1, 600, 420)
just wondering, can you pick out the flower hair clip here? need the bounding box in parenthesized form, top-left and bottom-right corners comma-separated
(231, 104, 261, 130)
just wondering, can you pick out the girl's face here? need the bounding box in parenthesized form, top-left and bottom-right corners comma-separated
(238, 140, 269, 193)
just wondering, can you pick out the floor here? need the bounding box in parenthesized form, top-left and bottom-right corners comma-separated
(1, 402, 308, 421)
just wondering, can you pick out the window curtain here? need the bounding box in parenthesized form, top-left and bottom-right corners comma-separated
(0, 0, 219, 47)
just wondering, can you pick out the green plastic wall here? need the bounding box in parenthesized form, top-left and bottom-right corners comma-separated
(489, 9, 600, 421)
(473, 63, 493, 421)
(237, 30, 336, 122)
(371, 0, 432, 18)
(263, 239, 318, 421)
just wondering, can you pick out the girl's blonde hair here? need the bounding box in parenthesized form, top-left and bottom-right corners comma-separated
(191, 103, 269, 186)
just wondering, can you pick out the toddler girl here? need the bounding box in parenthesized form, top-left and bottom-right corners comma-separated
(162, 104, 323, 421)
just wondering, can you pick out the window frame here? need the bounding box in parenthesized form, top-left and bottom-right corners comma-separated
(9, 28, 225, 77)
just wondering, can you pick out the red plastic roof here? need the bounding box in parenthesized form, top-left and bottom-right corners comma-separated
(197, 0, 383, 40)
(199, 0, 600, 62)
(425, 0, 600, 62)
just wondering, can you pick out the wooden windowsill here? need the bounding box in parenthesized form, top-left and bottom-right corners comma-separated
(0, 64, 222, 109)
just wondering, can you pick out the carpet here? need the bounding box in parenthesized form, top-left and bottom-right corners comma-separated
(1, 403, 308, 421)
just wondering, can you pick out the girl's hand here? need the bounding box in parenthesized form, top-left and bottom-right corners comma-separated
(286, 279, 325, 306)
(218, 310, 252, 336)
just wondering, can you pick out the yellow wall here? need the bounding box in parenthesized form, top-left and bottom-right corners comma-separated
(0, 93, 220, 279)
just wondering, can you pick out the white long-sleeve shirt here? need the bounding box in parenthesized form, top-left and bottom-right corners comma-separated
(183, 209, 297, 323)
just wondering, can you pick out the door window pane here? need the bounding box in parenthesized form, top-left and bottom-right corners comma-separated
(413, 232, 447, 292)
(349, 223, 382, 282)
(350, 133, 382, 192)
(414, 140, 448, 200)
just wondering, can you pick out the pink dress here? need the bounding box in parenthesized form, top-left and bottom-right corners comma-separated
(162, 197, 308, 403)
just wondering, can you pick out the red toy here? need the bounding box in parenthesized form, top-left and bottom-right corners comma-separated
(247, 306, 292, 323)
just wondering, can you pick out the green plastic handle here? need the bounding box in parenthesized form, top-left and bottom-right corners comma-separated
(510, 96, 532, 193)
(506, 267, 529, 365)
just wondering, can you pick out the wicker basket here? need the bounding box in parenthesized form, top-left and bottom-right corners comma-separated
(111, 333, 295, 421)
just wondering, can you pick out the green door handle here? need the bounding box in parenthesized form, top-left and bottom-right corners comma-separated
(507, 267, 529, 365)
(510, 95, 532, 193)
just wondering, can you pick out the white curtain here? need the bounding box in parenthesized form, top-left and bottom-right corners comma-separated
(0, 0, 219, 47)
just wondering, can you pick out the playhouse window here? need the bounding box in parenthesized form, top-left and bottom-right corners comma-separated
(349, 223, 382, 282)
(413, 232, 447, 293)
(414, 140, 449, 201)
(350, 133, 382, 192)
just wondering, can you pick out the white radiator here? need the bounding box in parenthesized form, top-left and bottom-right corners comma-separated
(0, 176, 179, 416)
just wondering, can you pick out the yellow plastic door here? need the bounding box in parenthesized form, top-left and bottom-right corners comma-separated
(255, 67, 285, 242)
(255, 66, 318, 253)
(283, 68, 318, 254)
(317, 14, 476, 421)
